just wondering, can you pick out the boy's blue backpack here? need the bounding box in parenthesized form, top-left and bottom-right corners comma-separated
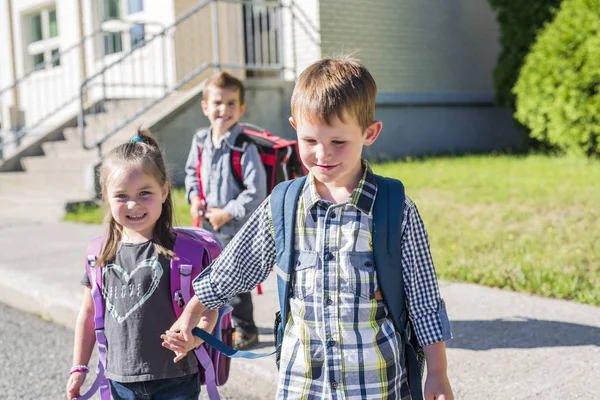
(270, 176, 426, 400)
(191, 176, 427, 399)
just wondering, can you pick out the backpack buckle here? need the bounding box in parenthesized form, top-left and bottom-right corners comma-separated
(179, 264, 193, 276)
(174, 291, 185, 308)
(87, 255, 97, 267)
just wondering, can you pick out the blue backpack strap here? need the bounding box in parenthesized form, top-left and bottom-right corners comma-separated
(192, 327, 273, 359)
(373, 175, 423, 400)
(270, 177, 306, 334)
(373, 176, 406, 332)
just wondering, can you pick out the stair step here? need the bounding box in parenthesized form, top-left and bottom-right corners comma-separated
(41, 139, 84, 156)
(21, 153, 100, 173)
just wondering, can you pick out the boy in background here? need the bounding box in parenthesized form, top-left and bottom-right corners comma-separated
(184, 72, 266, 350)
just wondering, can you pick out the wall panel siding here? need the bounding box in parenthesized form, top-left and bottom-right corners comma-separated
(319, 0, 500, 94)
(282, 0, 321, 80)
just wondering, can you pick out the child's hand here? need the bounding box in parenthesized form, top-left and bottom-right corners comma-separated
(66, 372, 86, 400)
(205, 208, 233, 231)
(190, 196, 206, 219)
(161, 330, 203, 363)
(424, 370, 453, 400)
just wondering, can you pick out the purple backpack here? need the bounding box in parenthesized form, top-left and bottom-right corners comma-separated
(76, 227, 232, 400)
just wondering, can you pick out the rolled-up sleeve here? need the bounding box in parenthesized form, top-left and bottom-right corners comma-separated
(184, 133, 200, 204)
(192, 197, 275, 308)
(401, 199, 452, 346)
(223, 143, 267, 220)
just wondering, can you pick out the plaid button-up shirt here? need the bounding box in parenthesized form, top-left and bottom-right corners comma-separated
(193, 161, 452, 399)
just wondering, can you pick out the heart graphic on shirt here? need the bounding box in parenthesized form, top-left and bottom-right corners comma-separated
(102, 257, 164, 324)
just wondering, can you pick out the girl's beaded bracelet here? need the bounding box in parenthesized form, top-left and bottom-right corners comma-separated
(69, 365, 89, 375)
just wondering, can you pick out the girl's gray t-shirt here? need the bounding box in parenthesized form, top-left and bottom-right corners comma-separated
(82, 241, 198, 382)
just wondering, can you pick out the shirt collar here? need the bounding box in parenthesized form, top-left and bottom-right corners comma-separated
(204, 123, 244, 149)
(301, 159, 378, 216)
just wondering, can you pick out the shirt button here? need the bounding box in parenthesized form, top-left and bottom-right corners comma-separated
(326, 297, 333, 305)
(331, 381, 338, 389)
(326, 252, 334, 261)
(364, 260, 373, 267)
(330, 212, 336, 219)
(296, 260, 301, 266)
(328, 339, 336, 348)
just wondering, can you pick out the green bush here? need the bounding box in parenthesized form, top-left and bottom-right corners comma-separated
(488, 0, 563, 109)
(514, 0, 600, 156)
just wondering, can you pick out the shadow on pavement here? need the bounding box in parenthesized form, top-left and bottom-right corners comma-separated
(447, 317, 600, 350)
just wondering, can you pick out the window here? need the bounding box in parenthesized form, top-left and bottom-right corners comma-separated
(99, 0, 144, 56)
(49, 10, 58, 37)
(51, 48, 60, 67)
(128, 0, 143, 15)
(25, 6, 60, 71)
(31, 14, 43, 42)
(104, 0, 121, 20)
(129, 24, 145, 48)
(33, 53, 44, 70)
(104, 33, 123, 55)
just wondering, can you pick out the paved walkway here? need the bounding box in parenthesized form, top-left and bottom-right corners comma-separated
(1, 217, 598, 399)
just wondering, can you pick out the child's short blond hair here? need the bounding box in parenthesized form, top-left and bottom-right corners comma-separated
(203, 71, 246, 104)
(291, 56, 377, 131)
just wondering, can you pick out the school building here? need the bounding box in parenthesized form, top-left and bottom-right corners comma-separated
(0, 0, 516, 219)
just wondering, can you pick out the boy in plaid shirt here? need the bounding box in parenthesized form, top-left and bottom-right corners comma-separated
(163, 56, 454, 400)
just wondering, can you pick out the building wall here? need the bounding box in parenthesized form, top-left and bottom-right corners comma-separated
(282, 0, 321, 80)
(319, 0, 500, 95)
(368, 104, 518, 160)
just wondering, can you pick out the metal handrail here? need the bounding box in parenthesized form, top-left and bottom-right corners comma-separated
(0, 20, 165, 158)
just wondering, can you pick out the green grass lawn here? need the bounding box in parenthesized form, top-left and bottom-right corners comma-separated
(65, 155, 600, 306)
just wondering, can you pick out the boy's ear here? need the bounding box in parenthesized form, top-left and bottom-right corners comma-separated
(201, 100, 209, 116)
(239, 103, 247, 117)
(363, 120, 383, 146)
(289, 117, 297, 131)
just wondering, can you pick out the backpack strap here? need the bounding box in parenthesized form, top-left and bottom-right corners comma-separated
(171, 230, 221, 400)
(75, 237, 110, 400)
(373, 175, 423, 400)
(229, 133, 249, 190)
(229, 123, 267, 190)
(270, 177, 306, 342)
(372, 176, 406, 333)
(196, 143, 206, 203)
(194, 135, 206, 228)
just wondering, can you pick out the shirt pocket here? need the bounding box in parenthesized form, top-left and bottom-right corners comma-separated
(341, 252, 379, 301)
(292, 250, 318, 299)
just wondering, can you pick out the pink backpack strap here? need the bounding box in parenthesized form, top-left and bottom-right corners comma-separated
(171, 229, 221, 400)
(76, 237, 110, 400)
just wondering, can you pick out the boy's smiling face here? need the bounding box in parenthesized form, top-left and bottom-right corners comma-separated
(292, 112, 381, 193)
(202, 86, 246, 134)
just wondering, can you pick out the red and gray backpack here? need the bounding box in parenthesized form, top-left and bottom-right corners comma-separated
(194, 123, 306, 210)
(76, 227, 232, 400)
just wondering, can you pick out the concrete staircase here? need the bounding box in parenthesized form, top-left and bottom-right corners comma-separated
(0, 98, 165, 221)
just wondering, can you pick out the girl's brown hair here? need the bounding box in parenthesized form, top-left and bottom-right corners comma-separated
(95, 129, 176, 267)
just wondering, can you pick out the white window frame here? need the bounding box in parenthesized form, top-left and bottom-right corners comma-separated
(24, 5, 61, 72)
